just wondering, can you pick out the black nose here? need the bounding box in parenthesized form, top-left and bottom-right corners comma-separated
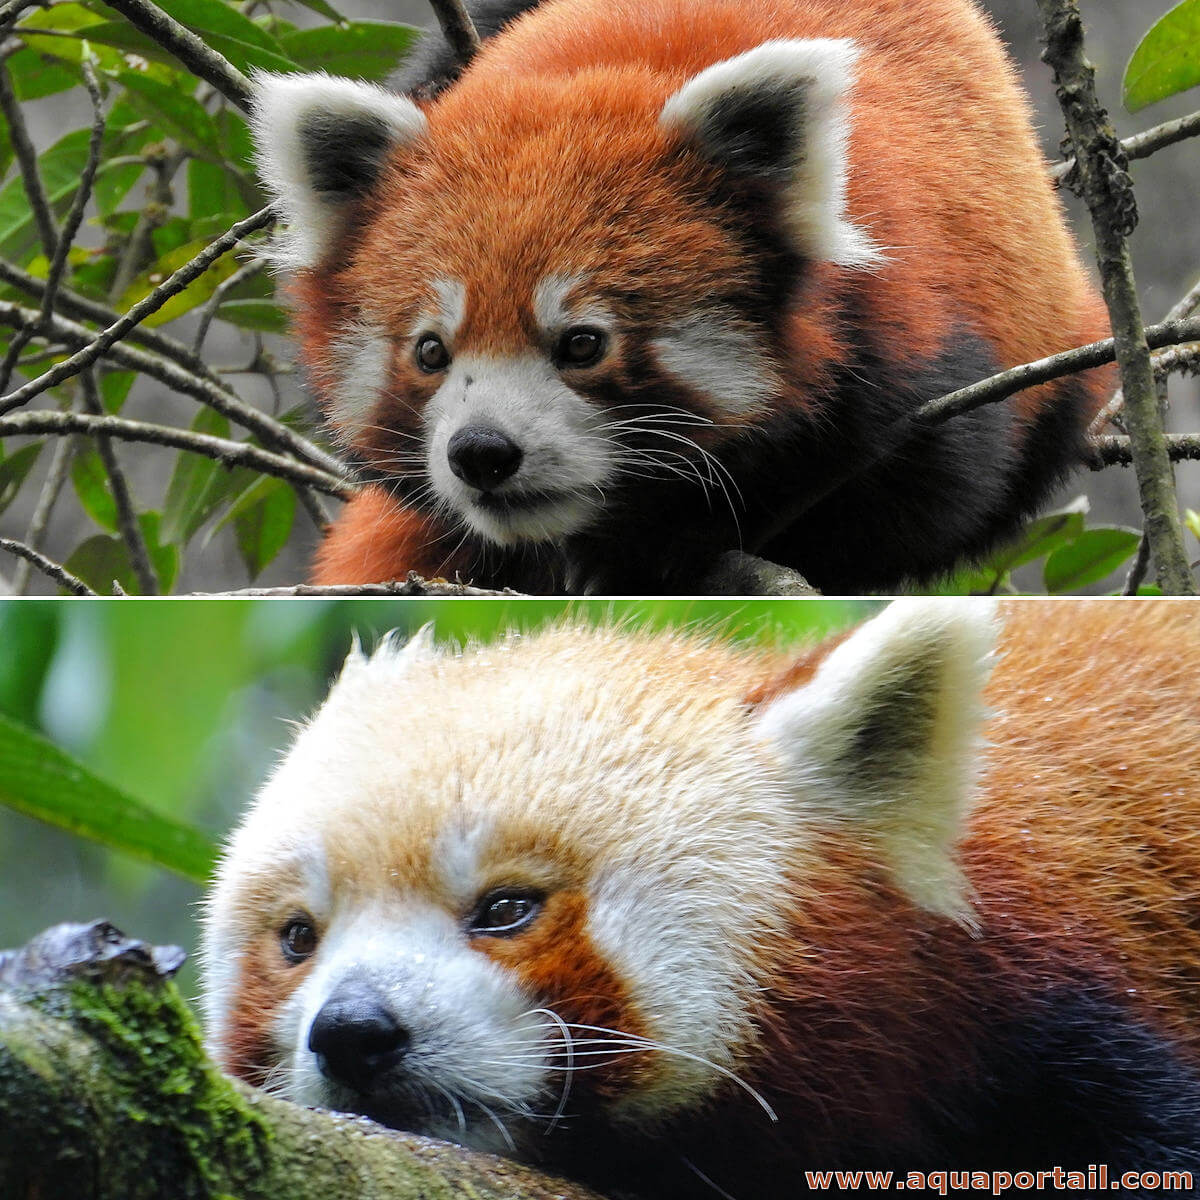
(446, 425, 523, 491)
(308, 990, 410, 1092)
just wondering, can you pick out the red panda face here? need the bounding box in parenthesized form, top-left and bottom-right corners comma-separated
(254, 42, 877, 555)
(202, 603, 999, 1159)
(200, 626, 799, 1153)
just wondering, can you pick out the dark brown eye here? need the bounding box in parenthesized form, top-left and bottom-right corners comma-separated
(556, 326, 606, 368)
(469, 890, 542, 936)
(280, 916, 318, 963)
(415, 333, 450, 373)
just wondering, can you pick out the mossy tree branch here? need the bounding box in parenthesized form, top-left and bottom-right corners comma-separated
(1037, 0, 1197, 595)
(0, 921, 606, 1200)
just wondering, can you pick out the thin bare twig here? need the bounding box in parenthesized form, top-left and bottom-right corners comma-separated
(0, 56, 104, 393)
(95, 0, 253, 109)
(918, 314, 1200, 426)
(189, 577, 516, 597)
(0, 409, 354, 498)
(79, 369, 158, 594)
(0, 259, 220, 382)
(0, 537, 96, 595)
(0, 61, 57, 260)
(1088, 276, 1200, 436)
(0, 207, 275, 415)
(1090, 432, 1200, 468)
(1122, 529, 1152, 595)
(106, 147, 183, 306)
(10, 429, 74, 594)
(1038, 0, 1195, 594)
(192, 260, 266, 355)
(427, 0, 480, 66)
(1050, 107, 1200, 182)
(0, 301, 345, 477)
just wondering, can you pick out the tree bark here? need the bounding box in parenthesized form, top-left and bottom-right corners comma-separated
(0, 921, 606, 1200)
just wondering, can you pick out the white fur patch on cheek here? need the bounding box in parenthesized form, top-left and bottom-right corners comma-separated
(652, 314, 780, 416)
(323, 320, 393, 441)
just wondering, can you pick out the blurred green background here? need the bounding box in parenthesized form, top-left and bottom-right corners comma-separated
(0, 595, 878, 999)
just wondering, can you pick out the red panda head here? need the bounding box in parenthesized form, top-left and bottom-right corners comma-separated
(201, 600, 996, 1159)
(249, 40, 881, 551)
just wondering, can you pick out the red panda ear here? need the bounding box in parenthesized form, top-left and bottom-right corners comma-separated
(659, 39, 881, 270)
(752, 599, 999, 925)
(250, 71, 427, 268)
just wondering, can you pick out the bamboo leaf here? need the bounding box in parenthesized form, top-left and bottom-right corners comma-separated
(0, 712, 216, 883)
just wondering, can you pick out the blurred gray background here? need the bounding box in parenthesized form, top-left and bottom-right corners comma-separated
(2, 0, 1198, 593)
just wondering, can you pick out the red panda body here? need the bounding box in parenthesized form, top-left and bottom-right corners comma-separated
(202, 601, 1200, 1195)
(252, 0, 1110, 593)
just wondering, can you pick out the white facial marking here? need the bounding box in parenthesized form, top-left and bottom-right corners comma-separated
(533, 273, 583, 333)
(652, 313, 780, 416)
(251, 71, 427, 269)
(278, 903, 551, 1152)
(411, 277, 468, 342)
(660, 39, 884, 269)
(327, 319, 392, 439)
(425, 355, 612, 544)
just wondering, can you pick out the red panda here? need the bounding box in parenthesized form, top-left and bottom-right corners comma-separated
(201, 600, 1200, 1194)
(250, 0, 1111, 594)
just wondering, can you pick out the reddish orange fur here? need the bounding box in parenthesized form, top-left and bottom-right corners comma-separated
(728, 601, 1200, 1154)
(298, 0, 1110, 584)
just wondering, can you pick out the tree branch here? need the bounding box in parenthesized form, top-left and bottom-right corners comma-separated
(0, 410, 354, 498)
(79, 369, 158, 594)
(0, 537, 96, 595)
(1050, 106, 1200, 182)
(190, 576, 519, 597)
(0, 56, 104, 393)
(9, 428, 75, 594)
(0, 258, 221, 383)
(96, 0, 253, 110)
(0, 207, 275, 415)
(915, 314, 1200, 426)
(1089, 432, 1200, 468)
(0, 301, 347, 477)
(427, 0, 480, 67)
(1038, 0, 1195, 594)
(0, 61, 57, 260)
(0, 921, 604, 1200)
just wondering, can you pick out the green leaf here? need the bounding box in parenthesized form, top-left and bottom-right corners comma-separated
(279, 21, 418, 80)
(71, 447, 120, 532)
(997, 499, 1089, 572)
(0, 711, 215, 883)
(215, 298, 289, 333)
(213, 474, 296, 579)
(1043, 527, 1142, 593)
(161, 409, 246, 545)
(1124, 0, 1200, 111)
(285, 0, 347, 24)
(1185, 508, 1200, 541)
(3, 45, 77, 99)
(99, 369, 136, 414)
(0, 442, 43, 517)
(115, 235, 241, 327)
(63, 512, 179, 595)
(117, 71, 222, 159)
(0, 128, 141, 261)
(187, 157, 250, 224)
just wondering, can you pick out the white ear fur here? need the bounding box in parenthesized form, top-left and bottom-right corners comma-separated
(659, 39, 882, 269)
(334, 623, 438, 688)
(754, 599, 999, 924)
(250, 71, 428, 268)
